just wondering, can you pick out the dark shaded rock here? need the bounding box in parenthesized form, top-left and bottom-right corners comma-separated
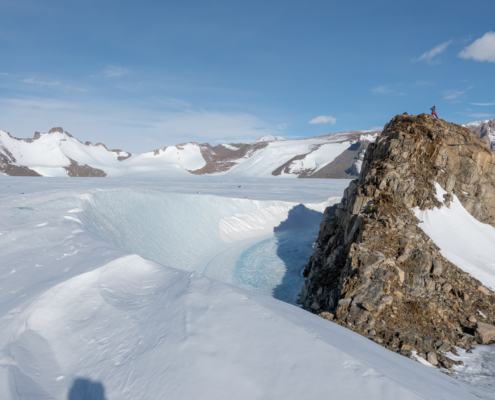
(64, 158, 106, 177)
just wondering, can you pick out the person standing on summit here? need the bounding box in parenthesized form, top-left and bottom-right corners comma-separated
(430, 106, 438, 119)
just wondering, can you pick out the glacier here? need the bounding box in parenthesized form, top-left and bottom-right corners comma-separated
(0, 176, 491, 399)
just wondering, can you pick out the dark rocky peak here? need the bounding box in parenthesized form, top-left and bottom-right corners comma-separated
(301, 113, 495, 369)
(95, 142, 108, 150)
(49, 127, 64, 134)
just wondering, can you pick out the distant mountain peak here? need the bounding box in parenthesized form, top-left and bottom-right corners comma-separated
(256, 135, 286, 142)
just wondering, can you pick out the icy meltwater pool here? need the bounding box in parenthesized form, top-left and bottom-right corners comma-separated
(10, 189, 334, 304)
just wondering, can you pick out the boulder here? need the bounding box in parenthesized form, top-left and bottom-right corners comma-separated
(475, 322, 495, 344)
(427, 352, 438, 366)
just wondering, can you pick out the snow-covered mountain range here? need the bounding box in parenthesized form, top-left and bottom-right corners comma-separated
(1, 118, 493, 178)
(463, 119, 495, 151)
(0, 127, 379, 178)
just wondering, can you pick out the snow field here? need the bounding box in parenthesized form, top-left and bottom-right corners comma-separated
(0, 177, 488, 399)
(0, 255, 482, 399)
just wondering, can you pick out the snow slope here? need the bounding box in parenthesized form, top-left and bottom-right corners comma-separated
(0, 255, 479, 400)
(0, 177, 485, 399)
(413, 184, 495, 397)
(219, 138, 354, 177)
(0, 130, 125, 177)
(414, 184, 495, 291)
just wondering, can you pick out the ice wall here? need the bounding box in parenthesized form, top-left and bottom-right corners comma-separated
(11, 189, 333, 303)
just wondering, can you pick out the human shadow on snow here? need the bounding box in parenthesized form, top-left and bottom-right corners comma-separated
(272, 204, 323, 304)
(68, 378, 107, 400)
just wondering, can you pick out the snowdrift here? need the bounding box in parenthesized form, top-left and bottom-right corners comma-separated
(415, 184, 495, 292)
(0, 254, 481, 400)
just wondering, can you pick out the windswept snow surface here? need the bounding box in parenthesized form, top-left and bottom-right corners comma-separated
(0, 176, 486, 399)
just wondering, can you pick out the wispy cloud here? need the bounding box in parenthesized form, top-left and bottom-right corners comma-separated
(471, 102, 495, 106)
(371, 85, 394, 95)
(156, 97, 190, 109)
(2, 98, 78, 110)
(64, 86, 87, 93)
(23, 78, 61, 86)
(443, 89, 466, 100)
(309, 115, 336, 125)
(102, 66, 129, 78)
(459, 32, 495, 62)
(370, 84, 406, 96)
(415, 80, 434, 86)
(21, 77, 85, 92)
(414, 40, 452, 64)
(0, 72, 9, 76)
(469, 113, 493, 118)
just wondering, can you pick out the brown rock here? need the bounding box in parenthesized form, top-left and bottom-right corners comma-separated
(427, 352, 439, 366)
(431, 259, 443, 276)
(475, 322, 495, 344)
(319, 311, 334, 321)
(301, 113, 495, 361)
(477, 285, 491, 295)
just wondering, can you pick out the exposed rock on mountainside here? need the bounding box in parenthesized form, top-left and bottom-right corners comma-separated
(190, 142, 269, 174)
(308, 137, 373, 179)
(0, 132, 41, 176)
(465, 119, 495, 151)
(271, 131, 380, 178)
(301, 113, 495, 369)
(64, 158, 107, 177)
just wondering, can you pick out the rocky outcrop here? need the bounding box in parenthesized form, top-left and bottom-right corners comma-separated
(64, 158, 106, 177)
(0, 142, 41, 176)
(190, 142, 269, 175)
(301, 113, 495, 369)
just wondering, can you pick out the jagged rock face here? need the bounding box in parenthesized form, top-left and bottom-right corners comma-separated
(465, 119, 495, 151)
(301, 113, 495, 369)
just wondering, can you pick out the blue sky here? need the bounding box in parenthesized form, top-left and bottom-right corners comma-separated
(1, 0, 494, 152)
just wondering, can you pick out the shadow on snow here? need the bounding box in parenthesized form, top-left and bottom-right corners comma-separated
(68, 378, 107, 400)
(272, 204, 323, 304)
